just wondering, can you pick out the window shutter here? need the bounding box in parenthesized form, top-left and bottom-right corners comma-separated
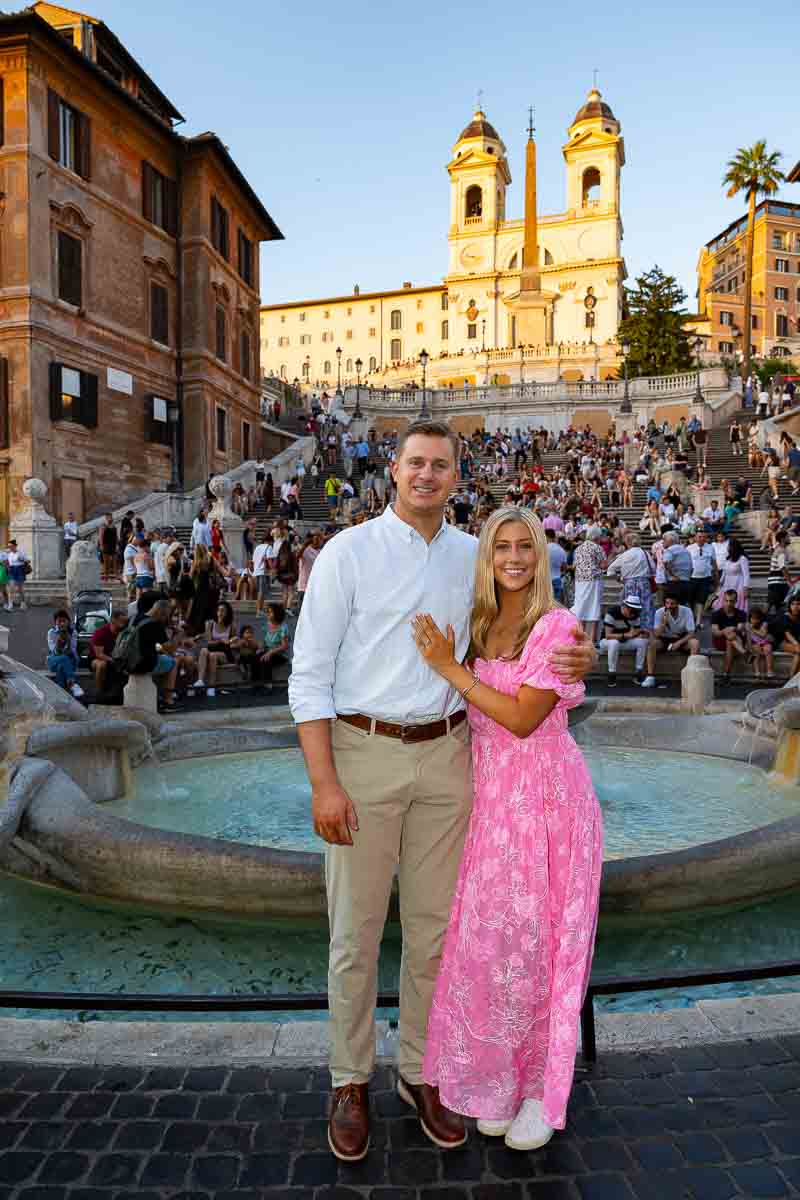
(49, 361, 63, 422)
(164, 176, 177, 236)
(144, 394, 156, 442)
(0, 357, 8, 447)
(151, 283, 168, 344)
(47, 88, 60, 161)
(142, 161, 154, 221)
(0, 77, 5, 147)
(215, 306, 226, 360)
(237, 229, 243, 277)
(211, 196, 219, 250)
(58, 232, 82, 307)
(76, 111, 91, 180)
(81, 370, 98, 428)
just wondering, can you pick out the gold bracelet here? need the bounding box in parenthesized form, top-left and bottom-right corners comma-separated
(460, 673, 479, 700)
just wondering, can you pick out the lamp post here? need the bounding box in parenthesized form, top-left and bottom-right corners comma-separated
(354, 358, 363, 421)
(167, 398, 181, 492)
(335, 346, 342, 394)
(419, 348, 430, 418)
(481, 318, 486, 352)
(620, 341, 631, 414)
(519, 346, 525, 391)
(693, 335, 704, 403)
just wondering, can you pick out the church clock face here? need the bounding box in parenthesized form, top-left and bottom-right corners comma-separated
(460, 244, 483, 268)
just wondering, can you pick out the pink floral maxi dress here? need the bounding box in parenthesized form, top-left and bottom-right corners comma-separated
(422, 608, 603, 1130)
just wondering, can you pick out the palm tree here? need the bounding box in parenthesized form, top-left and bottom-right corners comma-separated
(723, 141, 785, 383)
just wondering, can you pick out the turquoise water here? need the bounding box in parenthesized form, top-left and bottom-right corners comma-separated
(3, 744, 800, 1020)
(107, 746, 800, 860)
(1, 872, 799, 1018)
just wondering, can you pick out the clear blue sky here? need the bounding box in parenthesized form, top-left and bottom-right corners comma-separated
(93, 0, 798, 311)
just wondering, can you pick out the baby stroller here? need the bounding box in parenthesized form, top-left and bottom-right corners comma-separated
(73, 589, 113, 666)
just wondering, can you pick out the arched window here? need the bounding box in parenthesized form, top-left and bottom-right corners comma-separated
(390, 339, 401, 361)
(324, 359, 332, 374)
(302, 360, 311, 380)
(346, 357, 353, 372)
(543, 248, 553, 265)
(441, 320, 449, 340)
(390, 309, 402, 330)
(279, 364, 287, 379)
(369, 355, 377, 371)
(465, 185, 482, 218)
(509, 252, 518, 270)
(582, 167, 601, 206)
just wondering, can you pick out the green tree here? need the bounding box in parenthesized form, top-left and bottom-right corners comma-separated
(617, 266, 694, 377)
(723, 140, 784, 382)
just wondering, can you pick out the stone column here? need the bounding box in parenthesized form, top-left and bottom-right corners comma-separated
(9, 479, 62, 580)
(681, 654, 715, 714)
(208, 475, 245, 570)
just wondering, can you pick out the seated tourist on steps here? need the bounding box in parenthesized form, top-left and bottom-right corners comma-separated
(598, 594, 649, 686)
(46, 609, 83, 699)
(711, 590, 747, 683)
(640, 595, 700, 687)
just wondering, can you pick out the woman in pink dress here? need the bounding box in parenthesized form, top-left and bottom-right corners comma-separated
(412, 506, 603, 1151)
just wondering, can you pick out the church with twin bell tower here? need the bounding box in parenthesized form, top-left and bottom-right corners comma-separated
(260, 88, 627, 389)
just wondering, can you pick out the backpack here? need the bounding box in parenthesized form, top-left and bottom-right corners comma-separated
(112, 619, 153, 674)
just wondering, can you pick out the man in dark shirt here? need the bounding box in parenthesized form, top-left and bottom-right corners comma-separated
(89, 610, 127, 694)
(775, 596, 800, 677)
(450, 490, 472, 529)
(99, 513, 118, 579)
(118, 511, 134, 567)
(131, 597, 178, 704)
(711, 589, 747, 682)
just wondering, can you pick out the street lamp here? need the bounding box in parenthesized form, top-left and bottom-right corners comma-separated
(167, 398, 181, 492)
(354, 357, 363, 420)
(481, 318, 486, 352)
(335, 346, 342, 394)
(693, 335, 704, 403)
(620, 340, 631, 414)
(419, 348, 430, 418)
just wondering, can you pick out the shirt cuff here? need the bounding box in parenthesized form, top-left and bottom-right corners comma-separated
(289, 698, 337, 725)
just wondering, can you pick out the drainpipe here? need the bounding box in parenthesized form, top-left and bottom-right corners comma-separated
(174, 147, 185, 491)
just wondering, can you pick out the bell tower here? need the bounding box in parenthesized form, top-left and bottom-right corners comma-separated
(563, 86, 624, 216)
(447, 108, 511, 266)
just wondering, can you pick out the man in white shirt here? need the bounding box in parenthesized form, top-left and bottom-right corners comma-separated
(252, 536, 272, 616)
(289, 419, 594, 1162)
(63, 513, 79, 562)
(688, 531, 717, 625)
(190, 510, 212, 552)
(641, 594, 700, 686)
(702, 501, 723, 534)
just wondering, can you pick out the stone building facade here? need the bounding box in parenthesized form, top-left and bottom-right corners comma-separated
(696, 199, 800, 362)
(0, 3, 282, 539)
(260, 88, 626, 391)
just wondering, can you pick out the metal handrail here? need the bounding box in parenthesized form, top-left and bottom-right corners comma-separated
(2, 958, 799, 1066)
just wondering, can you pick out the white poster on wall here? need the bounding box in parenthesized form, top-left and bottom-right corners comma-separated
(107, 367, 133, 394)
(152, 396, 168, 423)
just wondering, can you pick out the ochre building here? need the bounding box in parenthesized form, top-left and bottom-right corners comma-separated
(696, 199, 800, 363)
(260, 89, 626, 392)
(0, 2, 282, 538)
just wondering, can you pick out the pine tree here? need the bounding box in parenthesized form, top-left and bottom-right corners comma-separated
(618, 266, 694, 377)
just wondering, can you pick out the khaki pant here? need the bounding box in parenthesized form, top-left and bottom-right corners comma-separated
(327, 716, 473, 1087)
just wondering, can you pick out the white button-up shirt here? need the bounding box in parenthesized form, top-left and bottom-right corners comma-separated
(289, 506, 478, 724)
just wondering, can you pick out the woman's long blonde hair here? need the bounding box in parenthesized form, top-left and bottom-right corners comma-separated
(470, 506, 557, 662)
(192, 544, 210, 577)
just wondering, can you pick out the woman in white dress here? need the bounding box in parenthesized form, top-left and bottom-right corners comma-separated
(713, 538, 750, 612)
(570, 527, 607, 643)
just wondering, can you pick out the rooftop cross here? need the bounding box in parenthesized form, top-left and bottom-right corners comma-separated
(527, 105, 535, 140)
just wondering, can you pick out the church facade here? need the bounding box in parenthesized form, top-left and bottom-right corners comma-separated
(260, 88, 626, 390)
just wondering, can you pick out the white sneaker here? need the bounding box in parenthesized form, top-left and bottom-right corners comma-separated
(477, 1118, 513, 1137)
(70, 683, 85, 699)
(3, 603, 12, 611)
(206, 687, 216, 698)
(504, 1099, 554, 1151)
(193, 679, 206, 689)
(20, 602, 27, 610)
(640, 676, 657, 688)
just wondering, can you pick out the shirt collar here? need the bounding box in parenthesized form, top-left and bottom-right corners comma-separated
(382, 504, 449, 545)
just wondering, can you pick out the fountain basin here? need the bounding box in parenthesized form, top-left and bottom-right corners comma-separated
(3, 707, 800, 919)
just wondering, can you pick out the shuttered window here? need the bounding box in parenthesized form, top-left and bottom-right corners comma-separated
(47, 88, 90, 179)
(240, 329, 251, 380)
(0, 357, 8, 448)
(242, 420, 251, 461)
(57, 232, 82, 307)
(237, 228, 254, 286)
(150, 283, 169, 344)
(0, 78, 5, 147)
(216, 407, 227, 452)
(215, 305, 226, 361)
(49, 362, 98, 428)
(141, 161, 177, 235)
(211, 195, 229, 259)
(145, 394, 170, 445)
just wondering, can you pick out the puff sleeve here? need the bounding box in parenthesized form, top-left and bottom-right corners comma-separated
(512, 608, 586, 709)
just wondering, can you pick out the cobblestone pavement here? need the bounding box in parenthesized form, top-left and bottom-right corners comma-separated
(1, 1038, 799, 1199)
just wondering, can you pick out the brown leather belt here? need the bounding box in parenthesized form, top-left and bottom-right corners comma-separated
(337, 709, 466, 743)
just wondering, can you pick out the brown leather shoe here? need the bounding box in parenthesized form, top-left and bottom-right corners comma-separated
(328, 1082, 370, 1161)
(397, 1076, 467, 1149)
